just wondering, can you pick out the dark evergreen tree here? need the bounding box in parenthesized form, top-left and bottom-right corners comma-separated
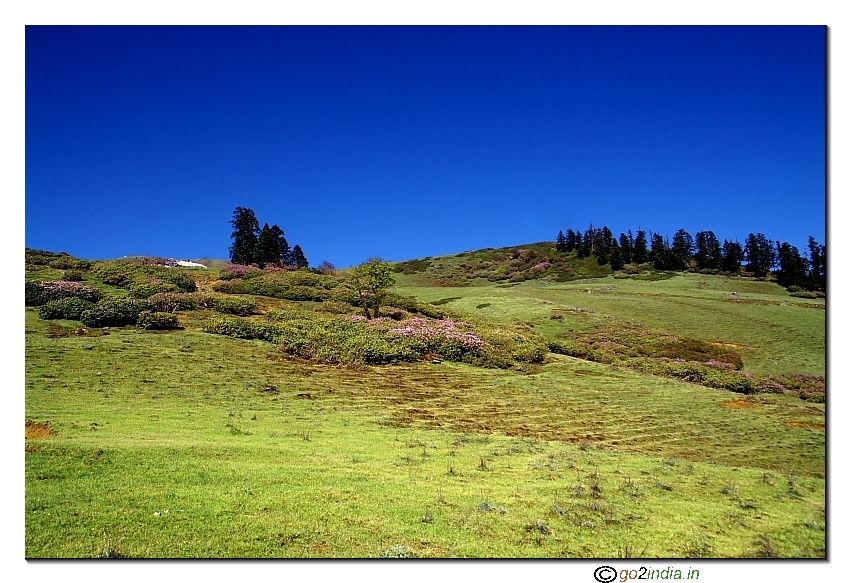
(807, 236, 826, 291)
(577, 230, 591, 258)
(565, 229, 577, 252)
(650, 232, 669, 270)
(269, 224, 292, 266)
(292, 244, 309, 269)
(255, 223, 281, 268)
(669, 229, 694, 270)
(775, 242, 809, 288)
(556, 230, 567, 252)
(583, 224, 596, 256)
(229, 206, 260, 265)
(609, 241, 625, 271)
(694, 231, 722, 270)
(619, 232, 632, 264)
(744, 233, 775, 277)
(633, 229, 648, 264)
(721, 239, 744, 273)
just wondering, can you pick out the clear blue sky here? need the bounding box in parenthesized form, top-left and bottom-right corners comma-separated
(25, 25, 825, 267)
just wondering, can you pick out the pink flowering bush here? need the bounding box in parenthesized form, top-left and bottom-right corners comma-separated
(388, 317, 484, 360)
(531, 261, 550, 272)
(26, 280, 103, 306)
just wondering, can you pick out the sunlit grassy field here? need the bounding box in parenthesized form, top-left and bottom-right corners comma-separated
(25, 255, 825, 558)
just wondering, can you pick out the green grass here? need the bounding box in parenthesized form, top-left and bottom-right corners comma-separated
(25, 250, 825, 557)
(26, 309, 824, 557)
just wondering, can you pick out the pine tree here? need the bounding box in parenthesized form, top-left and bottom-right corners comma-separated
(270, 224, 291, 266)
(694, 231, 722, 270)
(807, 236, 826, 291)
(565, 229, 577, 252)
(609, 241, 625, 271)
(292, 244, 309, 269)
(229, 207, 260, 265)
(669, 229, 694, 271)
(744, 233, 775, 277)
(721, 239, 743, 273)
(776, 242, 809, 288)
(633, 229, 648, 264)
(255, 223, 280, 268)
(619, 232, 632, 264)
(556, 230, 567, 252)
(650, 232, 669, 270)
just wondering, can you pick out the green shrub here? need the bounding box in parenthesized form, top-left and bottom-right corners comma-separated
(127, 281, 181, 299)
(147, 292, 203, 312)
(203, 317, 283, 343)
(61, 270, 86, 282)
(90, 261, 197, 292)
(548, 341, 610, 363)
(211, 279, 329, 302)
(37, 298, 97, 320)
(48, 257, 92, 270)
(80, 298, 152, 327)
(210, 296, 257, 316)
(137, 311, 180, 330)
(790, 291, 824, 299)
(25, 281, 103, 306)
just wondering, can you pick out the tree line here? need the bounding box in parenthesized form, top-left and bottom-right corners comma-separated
(229, 207, 308, 268)
(556, 225, 825, 292)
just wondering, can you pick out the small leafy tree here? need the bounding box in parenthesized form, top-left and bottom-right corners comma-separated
(353, 258, 396, 319)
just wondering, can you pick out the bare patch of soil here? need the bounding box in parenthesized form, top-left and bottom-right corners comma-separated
(26, 420, 56, 440)
(783, 421, 825, 430)
(722, 400, 756, 409)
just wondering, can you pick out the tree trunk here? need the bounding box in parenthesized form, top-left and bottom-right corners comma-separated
(357, 288, 371, 319)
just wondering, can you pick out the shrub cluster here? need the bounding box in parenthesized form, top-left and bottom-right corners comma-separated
(127, 281, 181, 298)
(137, 311, 180, 330)
(204, 309, 547, 369)
(26, 281, 103, 306)
(789, 290, 825, 299)
(80, 298, 152, 328)
(90, 261, 197, 293)
(61, 270, 86, 282)
(37, 297, 98, 320)
(212, 278, 329, 302)
(386, 317, 484, 361)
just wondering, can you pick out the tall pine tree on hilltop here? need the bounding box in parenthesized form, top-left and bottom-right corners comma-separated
(229, 207, 260, 265)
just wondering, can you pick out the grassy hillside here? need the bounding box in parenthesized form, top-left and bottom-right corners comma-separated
(24, 247, 825, 558)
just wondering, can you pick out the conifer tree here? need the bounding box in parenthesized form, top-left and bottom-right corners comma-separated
(669, 229, 694, 270)
(565, 229, 577, 252)
(721, 239, 743, 273)
(776, 242, 809, 288)
(556, 230, 567, 252)
(292, 244, 309, 269)
(229, 207, 260, 265)
(609, 241, 625, 271)
(619, 232, 632, 264)
(633, 229, 648, 264)
(270, 224, 291, 266)
(807, 236, 826, 291)
(650, 232, 669, 270)
(255, 223, 281, 268)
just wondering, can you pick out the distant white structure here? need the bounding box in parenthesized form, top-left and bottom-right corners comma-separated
(176, 260, 208, 268)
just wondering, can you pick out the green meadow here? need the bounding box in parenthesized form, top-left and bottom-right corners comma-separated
(24, 249, 825, 558)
